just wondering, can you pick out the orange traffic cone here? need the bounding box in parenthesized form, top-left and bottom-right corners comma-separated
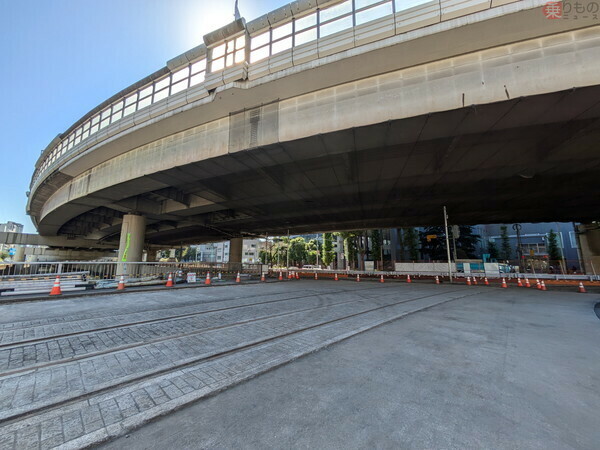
(466, 276, 471, 286)
(541, 280, 547, 291)
(536, 279, 541, 290)
(296, 272, 299, 279)
(517, 277, 523, 287)
(314, 272, 318, 280)
(525, 278, 531, 288)
(334, 273, 339, 281)
(205, 272, 211, 285)
(165, 273, 174, 287)
(435, 276, 440, 285)
(578, 282, 586, 293)
(484, 277, 489, 286)
(260, 272, 266, 282)
(236, 272, 241, 283)
(117, 275, 125, 290)
(356, 274, 360, 282)
(473, 277, 478, 285)
(406, 274, 411, 283)
(49, 276, 62, 295)
(501, 278, 508, 288)
(278, 271, 283, 281)
(380, 274, 385, 283)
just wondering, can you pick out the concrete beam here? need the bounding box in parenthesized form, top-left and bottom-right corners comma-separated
(0, 232, 117, 249)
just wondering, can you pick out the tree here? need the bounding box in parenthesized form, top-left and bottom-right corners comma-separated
(371, 229, 382, 268)
(500, 225, 511, 260)
(335, 231, 359, 269)
(182, 246, 197, 261)
(419, 225, 479, 260)
(259, 248, 271, 265)
(454, 226, 480, 259)
(306, 238, 321, 265)
(547, 230, 562, 264)
(273, 237, 289, 267)
(487, 240, 499, 260)
(404, 228, 420, 261)
(323, 233, 335, 267)
(419, 226, 447, 260)
(289, 237, 307, 266)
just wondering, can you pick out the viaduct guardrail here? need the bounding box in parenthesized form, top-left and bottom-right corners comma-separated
(29, 0, 524, 194)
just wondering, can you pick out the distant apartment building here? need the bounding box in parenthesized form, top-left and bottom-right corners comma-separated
(475, 222, 581, 269)
(195, 239, 265, 264)
(0, 221, 24, 254)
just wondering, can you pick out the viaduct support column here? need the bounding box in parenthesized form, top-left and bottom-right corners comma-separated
(14, 247, 25, 262)
(577, 224, 600, 276)
(117, 214, 146, 278)
(229, 238, 243, 269)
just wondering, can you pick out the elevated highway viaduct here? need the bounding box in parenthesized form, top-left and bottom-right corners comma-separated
(27, 0, 600, 265)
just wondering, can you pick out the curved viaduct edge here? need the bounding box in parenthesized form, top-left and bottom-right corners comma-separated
(33, 24, 600, 240)
(27, 2, 596, 230)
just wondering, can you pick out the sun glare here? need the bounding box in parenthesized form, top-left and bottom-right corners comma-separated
(180, 2, 237, 49)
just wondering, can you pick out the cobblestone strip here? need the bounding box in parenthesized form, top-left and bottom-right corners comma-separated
(0, 285, 370, 344)
(0, 290, 479, 450)
(0, 289, 294, 338)
(0, 284, 317, 331)
(0, 289, 440, 422)
(0, 287, 411, 373)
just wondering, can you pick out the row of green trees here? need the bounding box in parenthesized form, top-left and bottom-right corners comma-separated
(258, 226, 483, 268)
(259, 234, 337, 267)
(166, 225, 563, 268)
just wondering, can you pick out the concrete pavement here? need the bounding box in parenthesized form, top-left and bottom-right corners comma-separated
(101, 285, 600, 450)
(0, 281, 479, 448)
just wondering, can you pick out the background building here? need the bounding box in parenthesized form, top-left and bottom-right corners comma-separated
(194, 239, 265, 264)
(0, 221, 24, 255)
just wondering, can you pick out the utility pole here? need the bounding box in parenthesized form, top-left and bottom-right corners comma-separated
(513, 223, 523, 273)
(286, 229, 290, 268)
(444, 206, 453, 282)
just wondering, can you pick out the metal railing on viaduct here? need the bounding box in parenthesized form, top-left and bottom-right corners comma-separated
(30, 0, 526, 194)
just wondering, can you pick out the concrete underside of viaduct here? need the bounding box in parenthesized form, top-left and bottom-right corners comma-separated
(53, 85, 600, 246)
(28, 10, 600, 246)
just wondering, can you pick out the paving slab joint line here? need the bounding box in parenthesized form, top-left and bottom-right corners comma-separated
(45, 291, 482, 449)
(0, 284, 404, 349)
(0, 289, 481, 427)
(0, 279, 286, 305)
(0, 294, 379, 377)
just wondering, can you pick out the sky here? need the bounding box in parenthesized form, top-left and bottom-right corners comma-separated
(0, 0, 284, 232)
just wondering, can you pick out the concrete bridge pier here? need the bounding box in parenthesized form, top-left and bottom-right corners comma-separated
(117, 214, 146, 277)
(14, 247, 25, 262)
(229, 238, 243, 266)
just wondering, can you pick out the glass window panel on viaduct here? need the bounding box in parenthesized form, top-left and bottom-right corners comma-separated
(26, 0, 600, 265)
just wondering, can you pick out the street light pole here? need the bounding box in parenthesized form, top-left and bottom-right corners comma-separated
(444, 206, 453, 282)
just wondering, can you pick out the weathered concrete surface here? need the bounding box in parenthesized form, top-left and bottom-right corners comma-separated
(0, 281, 479, 448)
(28, 0, 600, 242)
(102, 287, 600, 450)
